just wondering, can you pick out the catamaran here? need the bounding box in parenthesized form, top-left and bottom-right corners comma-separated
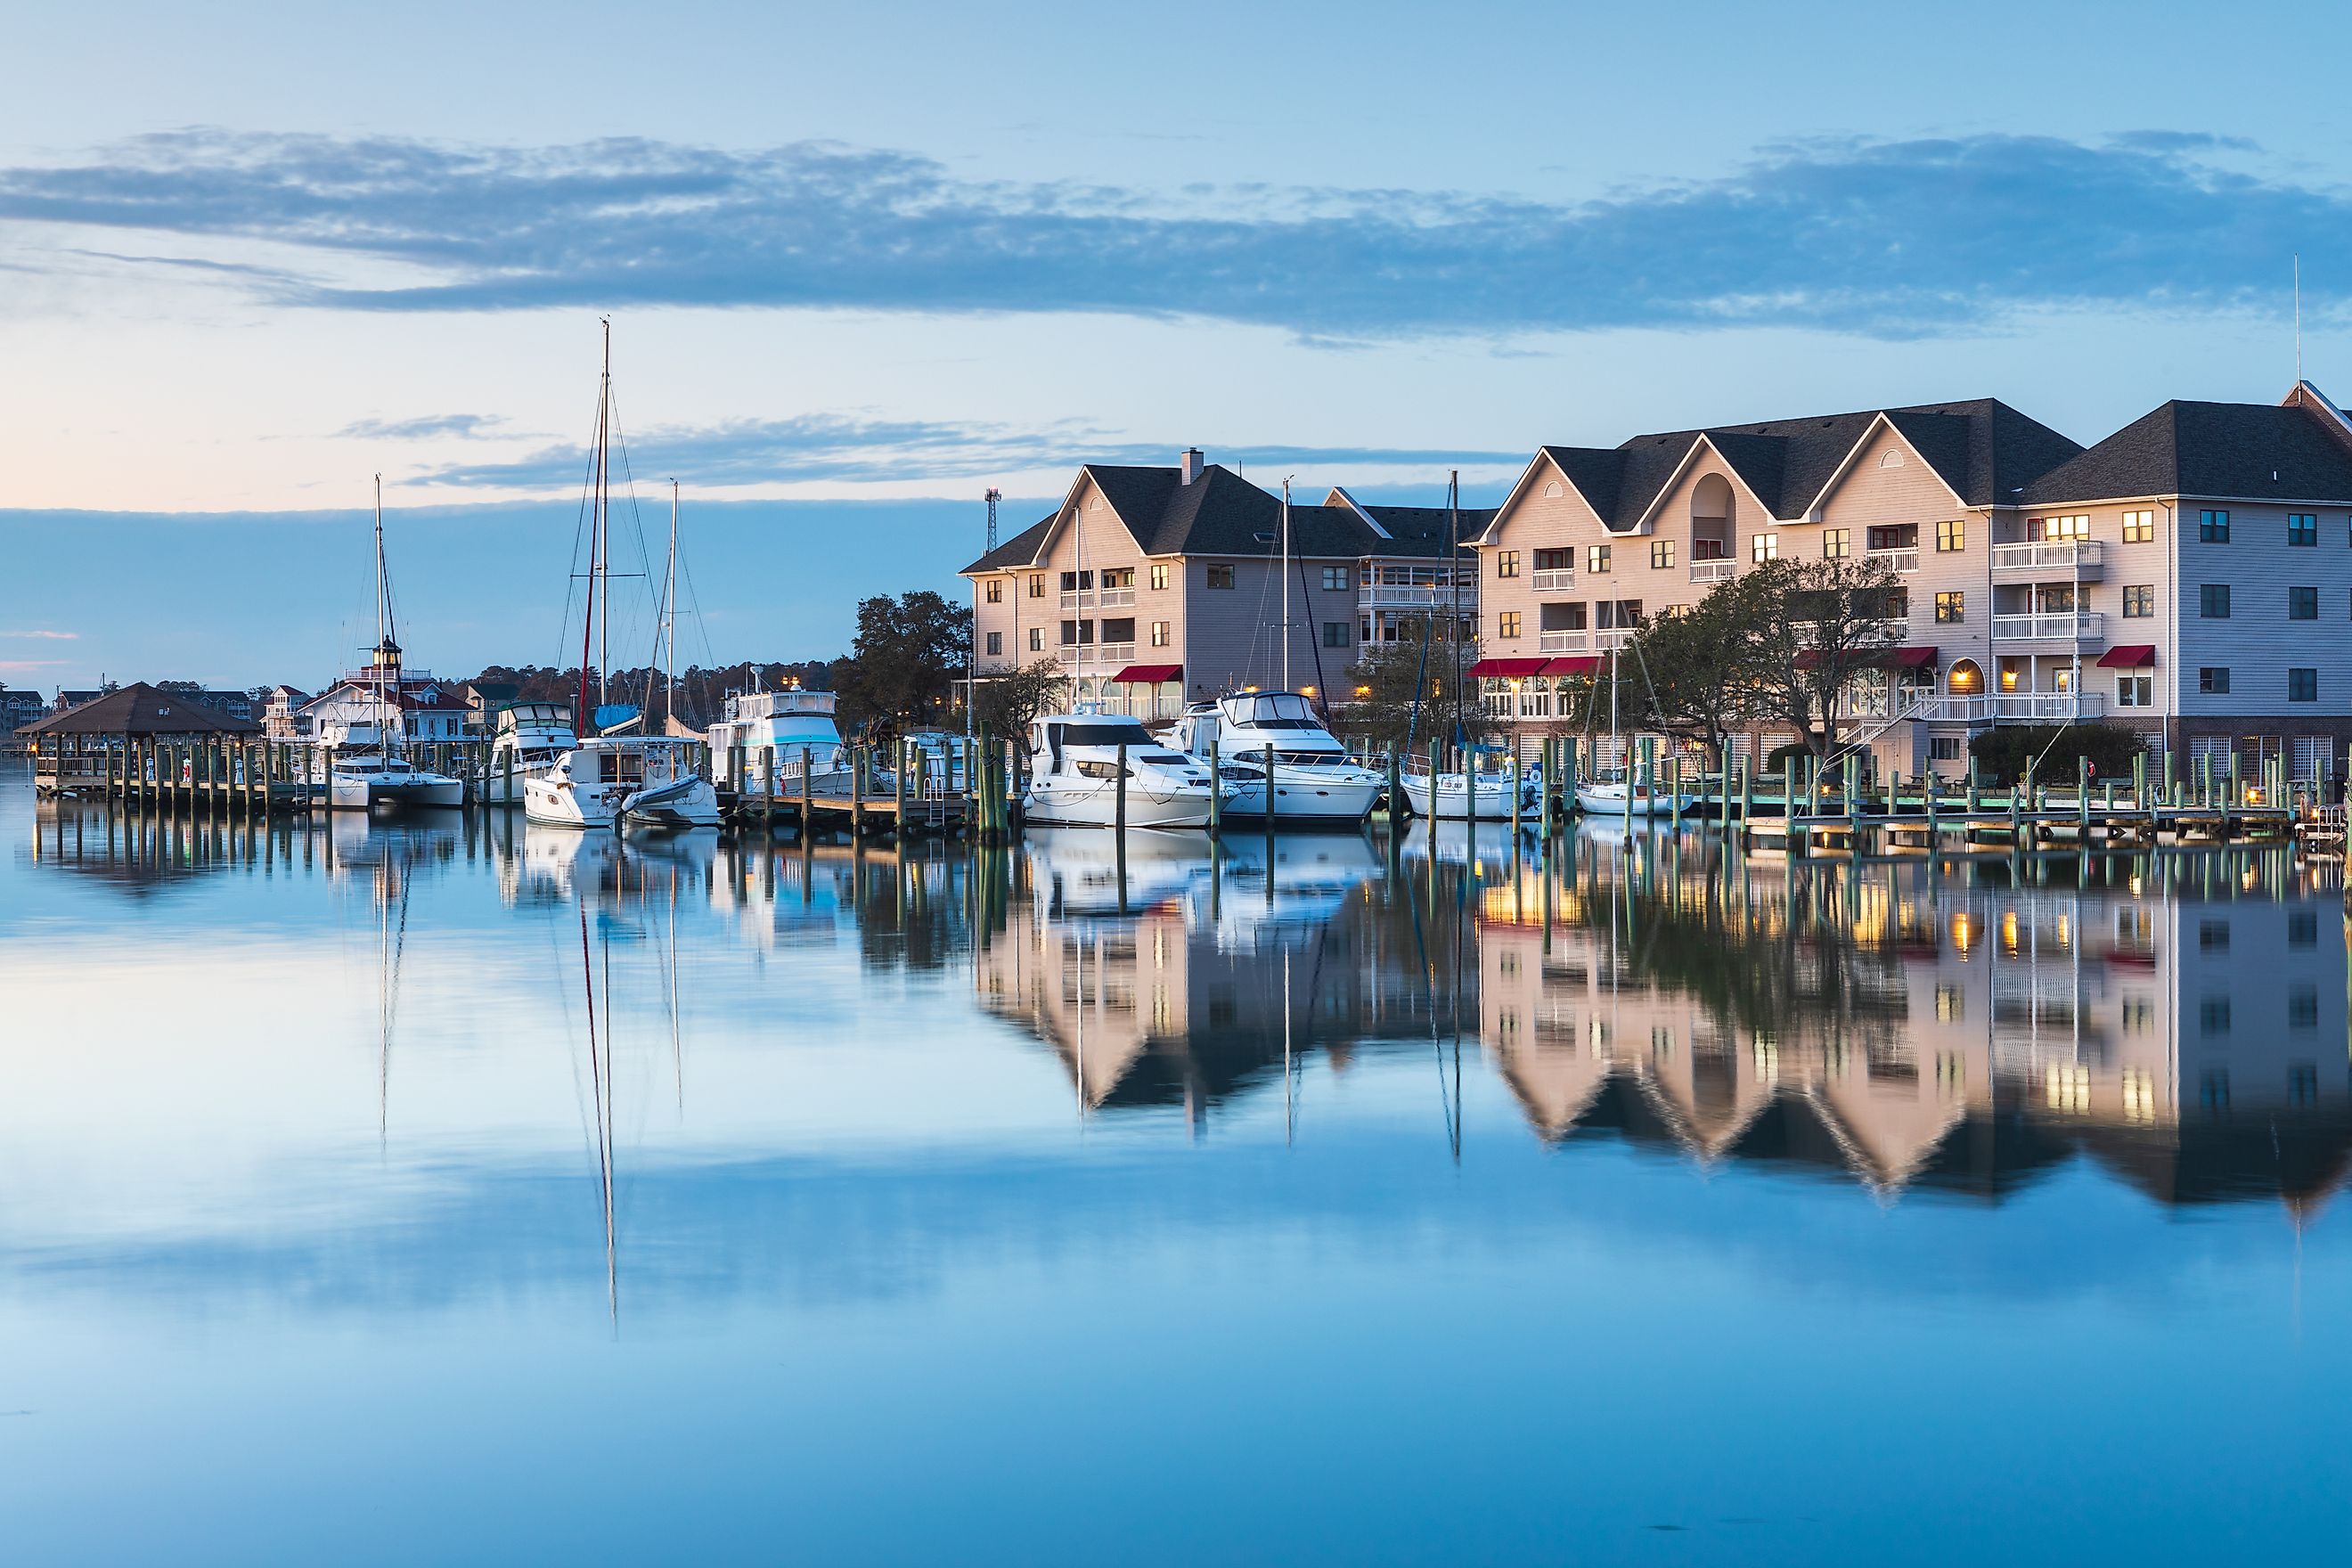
(525, 324, 722, 831)
(328, 477, 464, 811)
(1023, 711, 1225, 828)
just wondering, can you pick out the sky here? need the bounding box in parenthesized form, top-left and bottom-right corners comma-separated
(6, 0, 2352, 689)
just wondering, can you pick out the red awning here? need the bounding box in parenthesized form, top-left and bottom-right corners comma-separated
(1794, 649, 1822, 670)
(1891, 645, 1939, 668)
(1110, 663, 1182, 683)
(1544, 656, 1603, 676)
(2096, 644, 2156, 669)
(1468, 657, 1550, 678)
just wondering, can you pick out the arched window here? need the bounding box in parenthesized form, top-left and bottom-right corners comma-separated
(1947, 658, 1983, 696)
(1691, 473, 1735, 563)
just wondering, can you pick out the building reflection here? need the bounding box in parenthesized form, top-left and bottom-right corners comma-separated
(1477, 832, 2350, 1208)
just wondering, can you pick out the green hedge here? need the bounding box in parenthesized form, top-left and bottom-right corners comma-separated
(1965, 723, 2147, 786)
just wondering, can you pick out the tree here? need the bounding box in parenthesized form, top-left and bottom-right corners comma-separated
(1341, 622, 1486, 755)
(1618, 571, 1778, 768)
(972, 658, 1068, 740)
(834, 591, 970, 735)
(1748, 557, 1906, 760)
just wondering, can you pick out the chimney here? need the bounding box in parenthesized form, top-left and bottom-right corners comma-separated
(1179, 447, 1205, 485)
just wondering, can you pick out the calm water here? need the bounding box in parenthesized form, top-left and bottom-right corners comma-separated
(4, 767, 2348, 1564)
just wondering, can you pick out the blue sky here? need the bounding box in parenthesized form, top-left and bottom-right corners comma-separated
(6, 1, 2352, 687)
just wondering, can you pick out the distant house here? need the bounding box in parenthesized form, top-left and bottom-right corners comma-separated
(52, 687, 112, 715)
(191, 690, 257, 723)
(261, 686, 314, 741)
(297, 641, 472, 747)
(462, 681, 522, 733)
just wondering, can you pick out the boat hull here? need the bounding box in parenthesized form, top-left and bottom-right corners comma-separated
(1215, 775, 1382, 827)
(1574, 787, 1694, 818)
(1397, 773, 1534, 821)
(1023, 778, 1219, 829)
(329, 774, 465, 812)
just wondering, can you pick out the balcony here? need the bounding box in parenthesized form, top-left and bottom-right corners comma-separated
(1538, 630, 1588, 653)
(1992, 540, 2104, 578)
(1058, 590, 1089, 608)
(1359, 583, 1475, 611)
(1914, 693, 2109, 724)
(1869, 547, 1920, 574)
(1058, 643, 1133, 666)
(1531, 568, 1575, 592)
(1991, 610, 2105, 644)
(1689, 559, 1736, 584)
(1097, 586, 1135, 608)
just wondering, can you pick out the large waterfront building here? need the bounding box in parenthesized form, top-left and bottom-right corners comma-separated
(962, 450, 1486, 718)
(1474, 381, 2352, 778)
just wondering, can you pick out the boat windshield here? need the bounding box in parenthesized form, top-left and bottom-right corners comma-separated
(1223, 692, 1321, 729)
(1056, 722, 1155, 747)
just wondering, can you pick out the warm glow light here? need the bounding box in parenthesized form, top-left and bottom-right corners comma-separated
(1354, 685, 1371, 698)
(1951, 913, 1975, 952)
(1301, 685, 1316, 697)
(1998, 667, 2019, 691)
(1242, 684, 1258, 693)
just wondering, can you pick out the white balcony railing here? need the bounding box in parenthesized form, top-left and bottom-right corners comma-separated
(1689, 559, 1736, 584)
(1058, 590, 1087, 609)
(1096, 586, 1135, 608)
(1596, 628, 1635, 650)
(1912, 693, 2109, 724)
(1991, 610, 2105, 643)
(1358, 584, 1475, 611)
(1058, 643, 1135, 666)
(1531, 568, 1575, 592)
(1538, 630, 1588, 653)
(1992, 540, 2104, 572)
(1869, 547, 1920, 574)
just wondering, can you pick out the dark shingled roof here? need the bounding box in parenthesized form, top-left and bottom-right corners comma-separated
(960, 465, 1479, 574)
(1527, 398, 2083, 531)
(2020, 398, 2352, 505)
(16, 682, 262, 739)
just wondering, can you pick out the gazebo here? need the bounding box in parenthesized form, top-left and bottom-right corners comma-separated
(18, 683, 261, 800)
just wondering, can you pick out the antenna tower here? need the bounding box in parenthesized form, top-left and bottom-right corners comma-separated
(985, 486, 1001, 551)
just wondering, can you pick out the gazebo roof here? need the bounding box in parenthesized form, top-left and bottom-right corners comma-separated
(15, 682, 261, 739)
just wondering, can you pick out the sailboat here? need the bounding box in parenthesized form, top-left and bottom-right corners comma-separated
(525, 324, 722, 831)
(1573, 637, 1692, 818)
(329, 476, 464, 811)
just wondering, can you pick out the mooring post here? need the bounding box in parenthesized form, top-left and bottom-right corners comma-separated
(894, 739, 909, 835)
(1115, 740, 1128, 837)
(1427, 739, 1441, 846)
(1264, 743, 1278, 858)
(1384, 742, 1399, 832)
(2078, 755, 2091, 836)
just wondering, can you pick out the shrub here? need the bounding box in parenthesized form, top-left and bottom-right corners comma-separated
(1966, 723, 2146, 786)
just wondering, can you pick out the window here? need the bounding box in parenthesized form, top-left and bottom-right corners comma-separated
(1934, 591, 1964, 624)
(1027, 574, 1046, 598)
(1059, 569, 1090, 592)
(984, 578, 1003, 603)
(1823, 528, 1850, 559)
(1496, 551, 1520, 578)
(1752, 533, 1778, 562)
(2117, 673, 2152, 707)
(984, 631, 1002, 656)
(1930, 736, 1963, 763)
(1027, 627, 1044, 652)
(2291, 585, 2318, 620)
(1595, 600, 1642, 629)
(1205, 564, 1235, 589)
(1319, 566, 1348, 592)
(1651, 540, 1675, 569)
(2199, 509, 2229, 543)
(1532, 548, 1572, 573)
(2122, 584, 2153, 618)
(1059, 619, 1092, 646)
(1499, 611, 1522, 639)
(2121, 509, 2155, 543)
(1100, 568, 1132, 589)
(1149, 563, 1169, 591)
(2199, 584, 2230, 618)
(2290, 667, 2318, 702)
(1149, 620, 1170, 647)
(1936, 517, 1964, 553)
(2199, 666, 2230, 694)
(1587, 543, 1612, 574)
(1322, 621, 1349, 648)
(2290, 512, 2319, 546)
(2040, 514, 2090, 539)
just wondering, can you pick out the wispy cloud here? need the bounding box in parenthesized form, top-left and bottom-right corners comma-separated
(0, 129, 2341, 339)
(0, 629, 78, 640)
(0, 659, 69, 673)
(338, 412, 508, 440)
(415, 412, 1523, 490)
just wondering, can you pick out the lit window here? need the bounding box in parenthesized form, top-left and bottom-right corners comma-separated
(2038, 514, 2090, 539)
(1588, 543, 1612, 574)
(2121, 509, 2155, 543)
(1823, 528, 1850, 559)
(1651, 540, 1675, 569)
(1936, 518, 1964, 552)
(1496, 551, 1520, 579)
(1934, 591, 1964, 624)
(1752, 533, 1778, 562)
(2122, 584, 2153, 617)
(1149, 621, 1170, 647)
(1499, 611, 1522, 639)
(1149, 563, 1168, 591)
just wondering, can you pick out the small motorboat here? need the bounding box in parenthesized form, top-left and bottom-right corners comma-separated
(1023, 712, 1227, 828)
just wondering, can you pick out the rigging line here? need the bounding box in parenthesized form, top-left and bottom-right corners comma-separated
(559, 379, 606, 672)
(1403, 853, 1458, 1154)
(1292, 545, 1330, 711)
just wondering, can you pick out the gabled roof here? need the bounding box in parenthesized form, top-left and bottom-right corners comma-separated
(960, 463, 1483, 573)
(1498, 398, 2081, 535)
(16, 682, 261, 738)
(2020, 387, 2352, 505)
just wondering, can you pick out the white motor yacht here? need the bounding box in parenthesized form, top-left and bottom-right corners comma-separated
(1169, 692, 1384, 828)
(327, 735, 465, 811)
(483, 701, 576, 805)
(525, 737, 723, 830)
(706, 687, 894, 799)
(1024, 712, 1225, 829)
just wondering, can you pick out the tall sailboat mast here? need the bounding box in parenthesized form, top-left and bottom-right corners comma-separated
(596, 319, 612, 713)
(1280, 478, 1292, 691)
(665, 478, 679, 729)
(576, 321, 608, 733)
(372, 473, 390, 758)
